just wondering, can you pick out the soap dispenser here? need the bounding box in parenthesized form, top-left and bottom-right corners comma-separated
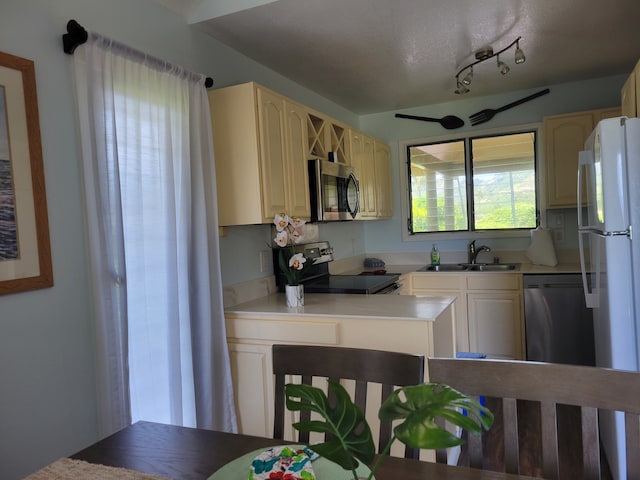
(431, 244, 440, 266)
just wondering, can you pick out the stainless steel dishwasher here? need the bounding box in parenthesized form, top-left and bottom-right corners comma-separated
(523, 274, 595, 366)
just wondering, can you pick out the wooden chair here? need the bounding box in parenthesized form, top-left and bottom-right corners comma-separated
(272, 344, 425, 459)
(427, 357, 640, 480)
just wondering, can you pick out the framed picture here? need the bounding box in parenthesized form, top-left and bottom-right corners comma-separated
(0, 51, 52, 295)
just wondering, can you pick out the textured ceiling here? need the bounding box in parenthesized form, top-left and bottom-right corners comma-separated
(169, 0, 640, 114)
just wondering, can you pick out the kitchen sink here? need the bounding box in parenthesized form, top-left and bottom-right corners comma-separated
(418, 264, 468, 272)
(466, 263, 518, 271)
(417, 263, 519, 272)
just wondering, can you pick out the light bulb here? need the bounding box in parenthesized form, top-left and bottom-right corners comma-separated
(515, 40, 526, 64)
(455, 80, 470, 95)
(462, 66, 473, 86)
(497, 54, 510, 75)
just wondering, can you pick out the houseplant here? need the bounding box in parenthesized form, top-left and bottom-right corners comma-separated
(273, 213, 313, 307)
(285, 380, 493, 480)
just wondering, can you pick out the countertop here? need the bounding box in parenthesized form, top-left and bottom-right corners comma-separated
(225, 292, 455, 321)
(375, 263, 583, 275)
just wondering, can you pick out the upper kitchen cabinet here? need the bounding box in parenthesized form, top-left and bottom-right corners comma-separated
(306, 109, 350, 164)
(374, 140, 393, 218)
(208, 83, 310, 225)
(544, 107, 620, 208)
(349, 129, 393, 218)
(621, 59, 640, 117)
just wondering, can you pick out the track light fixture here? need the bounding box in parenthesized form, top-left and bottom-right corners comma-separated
(454, 36, 525, 94)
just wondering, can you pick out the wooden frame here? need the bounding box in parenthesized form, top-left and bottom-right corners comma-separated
(0, 51, 52, 294)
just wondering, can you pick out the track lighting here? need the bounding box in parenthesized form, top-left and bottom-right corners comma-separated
(454, 36, 525, 94)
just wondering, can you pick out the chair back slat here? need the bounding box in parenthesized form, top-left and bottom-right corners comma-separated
(428, 357, 640, 479)
(272, 344, 425, 459)
(502, 397, 519, 474)
(540, 401, 559, 480)
(581, 406, 600, 480)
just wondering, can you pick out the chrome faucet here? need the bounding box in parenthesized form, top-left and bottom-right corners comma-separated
(468, 240, 491, 264)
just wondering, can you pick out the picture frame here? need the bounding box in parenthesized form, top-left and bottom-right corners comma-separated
(0, 51, 52, 295)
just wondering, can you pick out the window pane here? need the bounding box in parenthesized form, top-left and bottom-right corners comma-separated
(471, 132, 536, 230)
(408, 141, 468, 233)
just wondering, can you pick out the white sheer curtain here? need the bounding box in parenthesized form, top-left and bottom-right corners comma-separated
(73, 33, 236, 436)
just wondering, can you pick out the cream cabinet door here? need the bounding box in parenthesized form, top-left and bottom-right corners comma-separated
(227, 342, 273, 438)
(350, 129, 377, 217)
(544, 112, 594, 208)
(544, 108, 621, 209)
(409, 274, 468, 353)
(257, 87, 288, 219)
(467, 292, 524, 360)
(284, 100, 311, 218)
(622, 70, 637, 117)
(374, 140, 393, 218)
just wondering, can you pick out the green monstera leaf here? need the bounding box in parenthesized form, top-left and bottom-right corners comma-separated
(284, 380, 375, 471)
(378, 383, 494, 449)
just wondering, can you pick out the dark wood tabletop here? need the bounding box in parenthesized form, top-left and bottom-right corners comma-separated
(71, 421, 537, 480)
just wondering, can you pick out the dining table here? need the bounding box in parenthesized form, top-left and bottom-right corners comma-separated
(69, 420, 538, 480)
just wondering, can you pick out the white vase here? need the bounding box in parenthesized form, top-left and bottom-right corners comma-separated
(285, 284, 304, 308)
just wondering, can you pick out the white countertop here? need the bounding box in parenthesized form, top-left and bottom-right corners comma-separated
(225, 292, 455, 321)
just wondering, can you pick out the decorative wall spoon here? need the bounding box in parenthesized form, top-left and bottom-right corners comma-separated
(395, 113, 464, 130)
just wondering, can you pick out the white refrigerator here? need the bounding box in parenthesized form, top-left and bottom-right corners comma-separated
(578, 116, 640, 480)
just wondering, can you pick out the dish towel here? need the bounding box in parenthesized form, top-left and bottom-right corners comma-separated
(525, 227, 558, 266)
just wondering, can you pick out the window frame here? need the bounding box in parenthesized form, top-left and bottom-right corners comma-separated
(399, 122, 542, 242)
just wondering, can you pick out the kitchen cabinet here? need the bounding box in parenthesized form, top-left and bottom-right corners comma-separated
(306, 110, 350, 164)
(374, 140, 393, 217)
(208, 83, 310, 226)
(543, 107, 620, 208)
(621, 59, 640, 117)
(209, 82, 392, 225)
(224, 294, 455, 442)
(406, 272, 524, 360)
(349, 129, 393, 218)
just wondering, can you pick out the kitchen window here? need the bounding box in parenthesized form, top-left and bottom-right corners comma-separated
(406, 130, 538, 234)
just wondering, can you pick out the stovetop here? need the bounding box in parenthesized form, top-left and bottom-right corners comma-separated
(302, 273, 399, 294)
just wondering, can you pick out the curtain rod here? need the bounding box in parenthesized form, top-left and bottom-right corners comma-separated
(62, 19, 214, 88)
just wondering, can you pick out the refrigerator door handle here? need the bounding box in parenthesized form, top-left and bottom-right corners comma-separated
(577, 150, 591, 230)
(578, 229, 599, 308)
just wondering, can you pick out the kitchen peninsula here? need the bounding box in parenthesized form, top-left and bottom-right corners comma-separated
(224, 292, 455, 438)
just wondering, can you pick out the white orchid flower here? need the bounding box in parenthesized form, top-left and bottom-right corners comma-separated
(289, 253, 307, 271)
(290, 217, 306, 228)
(274, 230, 289, 247)
(274, 213, 290, 232)
(291, 229, 304, 244)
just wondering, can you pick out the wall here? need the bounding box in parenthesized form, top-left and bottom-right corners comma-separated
(0, 1, 357, 478)
(359, 76, 626, 258)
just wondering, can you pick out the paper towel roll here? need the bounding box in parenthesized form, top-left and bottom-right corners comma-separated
(526, 227, 558, 266)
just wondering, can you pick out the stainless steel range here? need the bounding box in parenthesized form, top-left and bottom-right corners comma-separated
(273, 241, 400, 294)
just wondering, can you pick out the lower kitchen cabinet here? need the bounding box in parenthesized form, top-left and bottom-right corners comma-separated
(224, 297, 454, 442)
(467, 291, 523, 359)
(406, 272, 524, 360)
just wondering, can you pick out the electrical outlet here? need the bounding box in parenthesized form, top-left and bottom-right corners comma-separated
(260, 250, 271, 273)
(554, 228, 564, 243)
(555, 213, 564, 227)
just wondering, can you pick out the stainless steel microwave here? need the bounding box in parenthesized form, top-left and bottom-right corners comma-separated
(308, 159, 360, 222)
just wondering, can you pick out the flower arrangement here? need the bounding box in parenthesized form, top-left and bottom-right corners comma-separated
(273, 213, 313, 286)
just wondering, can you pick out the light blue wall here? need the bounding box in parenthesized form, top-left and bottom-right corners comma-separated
(0, 0, 628, 478)
(359, 76, 625, 256)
